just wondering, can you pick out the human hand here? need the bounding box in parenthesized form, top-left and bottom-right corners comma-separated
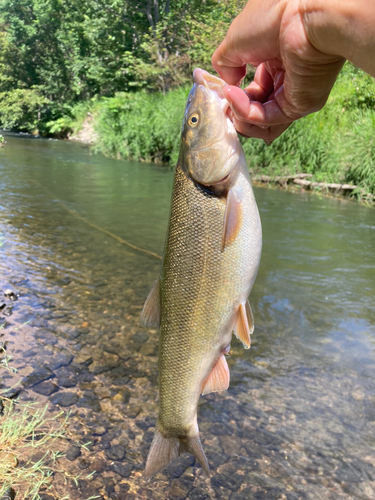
(212, 0, 345, 141)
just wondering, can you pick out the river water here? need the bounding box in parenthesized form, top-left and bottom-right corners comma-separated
(0, 134, 375, 500)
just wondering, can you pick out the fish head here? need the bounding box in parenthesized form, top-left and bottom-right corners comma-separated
(181, 68, 241, 192)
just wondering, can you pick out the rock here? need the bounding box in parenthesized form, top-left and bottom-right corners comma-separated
(4, 290, 17, 301)
(92, 426, 106, 436)
(135, 416, 156, 431)
(188, 488, 209, 500)
(0, 487, 15, 500)
(110, 462, 133, 478)
(105, 444, 126, 461)
(76, 391, 101, 412)
(46, 353, 73, 370)
(22, 367, 53, 387)
(22, 349, 38, 358)
(66, 445, 81, 461)
(130, 331, 149, 343)
(93, 364, 114, 375)
(2, 388, 21, 399)
(57, 373, 76, 388)
(3, 307, 12, 317)
(33, 381, 59, 396)
(143, 431, 154, 444)
(124, 405, 141, 418)
(209, 422, 232, 436)
(169, 478, 194, 498)
(211, 473, 242, 492)
(208, 451, 229, 468)
(50, 392, 79, 407)
(90, 457, 106, 473)
(167, 455, 195, 478)
(78, 371, 95, 383)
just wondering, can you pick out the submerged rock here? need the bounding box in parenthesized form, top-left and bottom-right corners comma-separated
(4, 290, 18, 301)
(50, 392, 79, 407)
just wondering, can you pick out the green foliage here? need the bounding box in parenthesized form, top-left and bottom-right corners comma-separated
(93, 62, 375, 195)
(343, 111, 375, 192)
(0, 88, 48, 131)
(95, 87, 189, 163)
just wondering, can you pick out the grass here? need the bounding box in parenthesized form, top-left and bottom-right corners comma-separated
(0, 402, 68, 499)
(87, 62, 375, 197)
(0, 321, 97, 499)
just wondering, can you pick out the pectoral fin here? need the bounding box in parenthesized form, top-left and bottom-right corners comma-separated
(140, 278, 161, 328)
(222, 187, 243, 252)
(202, 354, 230, 395)
(234, 300, 254, 349)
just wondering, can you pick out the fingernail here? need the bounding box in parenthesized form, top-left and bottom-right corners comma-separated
(264, 139, 273, 146)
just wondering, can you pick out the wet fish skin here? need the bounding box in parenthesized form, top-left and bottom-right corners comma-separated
(141, 68, 262, 480)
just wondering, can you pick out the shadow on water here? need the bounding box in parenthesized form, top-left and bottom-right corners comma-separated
(0, 134, 375, 499)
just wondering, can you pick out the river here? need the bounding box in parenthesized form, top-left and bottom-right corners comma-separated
(0, 134, 375, 500)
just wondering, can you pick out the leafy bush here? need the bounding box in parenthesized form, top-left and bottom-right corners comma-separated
(0, 88, 48, 132)
(95, 87, 189, 164)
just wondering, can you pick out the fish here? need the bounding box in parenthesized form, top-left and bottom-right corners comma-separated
(141, 68, 262, 480)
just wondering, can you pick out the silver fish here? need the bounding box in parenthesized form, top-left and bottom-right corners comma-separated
(141, 68, 262, 480)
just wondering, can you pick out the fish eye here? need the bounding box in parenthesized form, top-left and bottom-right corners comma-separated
(188, 114, 199, 126)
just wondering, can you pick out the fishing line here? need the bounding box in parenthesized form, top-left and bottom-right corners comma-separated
(30, 180, 162, 261)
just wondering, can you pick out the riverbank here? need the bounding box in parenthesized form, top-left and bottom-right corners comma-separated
(64, 63, 374, 200)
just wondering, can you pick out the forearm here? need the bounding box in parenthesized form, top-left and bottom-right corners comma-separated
(302, 0, 375, 77)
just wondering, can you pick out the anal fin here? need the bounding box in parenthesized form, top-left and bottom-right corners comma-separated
(222, 187, 243, 252)
(234, 300, 254, 349)
(202, 354, 230, 395)
(140, 278, 161, 328)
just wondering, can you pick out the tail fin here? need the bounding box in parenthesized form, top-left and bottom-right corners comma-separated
(143, 429, 209, 481)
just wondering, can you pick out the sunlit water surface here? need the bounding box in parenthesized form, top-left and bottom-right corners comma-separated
(0, 134, 374, 500)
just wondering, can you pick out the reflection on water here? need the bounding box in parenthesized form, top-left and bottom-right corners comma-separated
(0, 134, 375, 499)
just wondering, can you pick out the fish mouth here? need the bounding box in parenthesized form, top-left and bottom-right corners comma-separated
(193, 68, 228, 110)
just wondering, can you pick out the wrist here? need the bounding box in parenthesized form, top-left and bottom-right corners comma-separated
(301, 0, 375, 76)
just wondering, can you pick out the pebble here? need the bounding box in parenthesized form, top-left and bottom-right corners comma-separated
(66, 445, 81, 461)
(167, 455, 195, 478)
(46, 352, 73, 370)
(33, 381, 59, 396)
(169, 478, 194, 498)
(0, 487, 15, 500)
(211, 473, 242, 492)
(76, 391, 101, 412)
(22, 366, 53, 387)
(50, 392, 79, 407)
(110, 462, 133, 478)
(4, 289, 17, 301)
(188, 488, 209, 500)
(2, 388, 21, 399)
(105, 444, 126, 461)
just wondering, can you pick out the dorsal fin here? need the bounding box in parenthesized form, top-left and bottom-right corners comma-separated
(202, 354, 230, 395)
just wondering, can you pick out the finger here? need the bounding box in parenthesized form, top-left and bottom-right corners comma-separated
(234, 120, 292, 141)
(243, 64, 274, 103)
(212, 1, 285, 84)
(212, 39, 247, 85)
(223, 85, 297, 127)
